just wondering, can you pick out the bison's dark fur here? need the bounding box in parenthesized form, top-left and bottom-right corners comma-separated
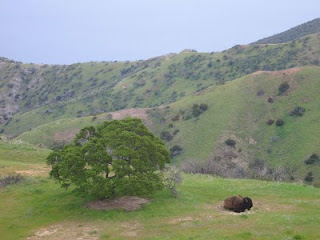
(223, 195, 253, 213)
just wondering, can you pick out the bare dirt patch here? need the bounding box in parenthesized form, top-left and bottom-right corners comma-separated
(86, 196, 150, 211)
(120, 221, 142, 237)
(111, 108, 148, 120)
(15, 169, 48, 176)
(27, 222, 101, 240)
(252, 67, 301, 77)
(54, 128, 80, 142)
(168, 216, 194, 224)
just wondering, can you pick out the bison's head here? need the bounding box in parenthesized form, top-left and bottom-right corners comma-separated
(243, 197, 253, 210)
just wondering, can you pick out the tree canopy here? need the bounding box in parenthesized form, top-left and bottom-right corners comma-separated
(47, 118, 170, 199)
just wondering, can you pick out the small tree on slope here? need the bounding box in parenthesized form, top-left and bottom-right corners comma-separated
(47, 118, 170, 199)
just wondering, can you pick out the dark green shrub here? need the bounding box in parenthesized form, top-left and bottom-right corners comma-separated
(163, 166, 182, 197)
(170, 145, 184, 157)
(192, 104, 201, 117)
(172, 129, 180, 135)
(289, 106, 305, 117)
(172, 114, 180, 121)
(266, 119, 274, 125)
(225, 139, 236, 148)
(0, 174, 24, 187)
(304, 153, 319, 165)
(304, 172, 313, 183)
(199, 103, 208, 112)
(275, 119, 285, 126)
(257, 90, 265, 96)
(278, 82, 290, 95)
(161, 131, 173, 142)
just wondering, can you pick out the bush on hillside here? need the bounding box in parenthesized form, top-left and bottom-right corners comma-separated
(304, 153, 320, 165)
(183, 103, 209, 120)
(47, 118, 170, 199)
(304, 172, 313, 183)
(0, 174, 24, 187)
(170, 145, 184, 157)
(199, 103, 208, 112)
(181, 158, 245, 179)
(289, 106, 305, 117)
(278, 82, 290, 95)
(192, 104, 201, 117)
(172, 114, 180, 121)
(163, 166, 182, 197)
(266, 119, 274, 125)
(267, 97, 274, 103)
(257, 90, 265, 96)
(275, 119, 285, 126)
(172, 129, 180, 135)
(161, 131, 173, 142)
(248, 159, 295, 182)
(225, 139, 236, 148)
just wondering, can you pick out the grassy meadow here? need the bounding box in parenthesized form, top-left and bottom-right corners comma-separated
(1, 140, 320, 240)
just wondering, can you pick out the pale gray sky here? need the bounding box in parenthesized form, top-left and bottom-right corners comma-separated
(0, 0, 319, 64)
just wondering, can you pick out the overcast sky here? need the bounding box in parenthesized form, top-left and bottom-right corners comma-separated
(1, 0, 319, 64)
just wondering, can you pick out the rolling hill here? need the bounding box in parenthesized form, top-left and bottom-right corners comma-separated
(1, 33, 320, 136)
(253, 17, 320, 44)
(16, 66, 320, 186)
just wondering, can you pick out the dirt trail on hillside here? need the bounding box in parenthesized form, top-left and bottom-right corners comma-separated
(252, 67, 301, 76)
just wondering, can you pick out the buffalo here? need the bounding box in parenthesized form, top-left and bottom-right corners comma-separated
(223, 195, 253, 213)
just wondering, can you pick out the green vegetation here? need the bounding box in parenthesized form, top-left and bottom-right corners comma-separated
(47, 118, 169, 199)
(225, 139, 236, 147)
(0, 140, 50, 176)
(2, 33, 320, 135)
(1, 172, 320, 239)
(13, 66, 320, 186)
(254, 18, 320, 44)
(1, 121, 320, 240)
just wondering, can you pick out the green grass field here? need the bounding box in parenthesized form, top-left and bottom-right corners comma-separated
(1, 140, 320, 240)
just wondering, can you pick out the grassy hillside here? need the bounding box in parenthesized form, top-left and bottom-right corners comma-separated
(1, 172, 320, 239)
(1, 115, 320, 240)
(17, 66, 320, 185)
(254, 18, 320, 44)
(1, 34, 320, 135)
(0, 140, 50, 176)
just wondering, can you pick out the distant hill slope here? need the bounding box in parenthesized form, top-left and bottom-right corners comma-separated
(18, 66, 320, 186)
(1, 34, 320, 135)
(253, 18, 320, 44)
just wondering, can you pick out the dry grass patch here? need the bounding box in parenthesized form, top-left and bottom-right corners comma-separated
(27, 222, 102, 240)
